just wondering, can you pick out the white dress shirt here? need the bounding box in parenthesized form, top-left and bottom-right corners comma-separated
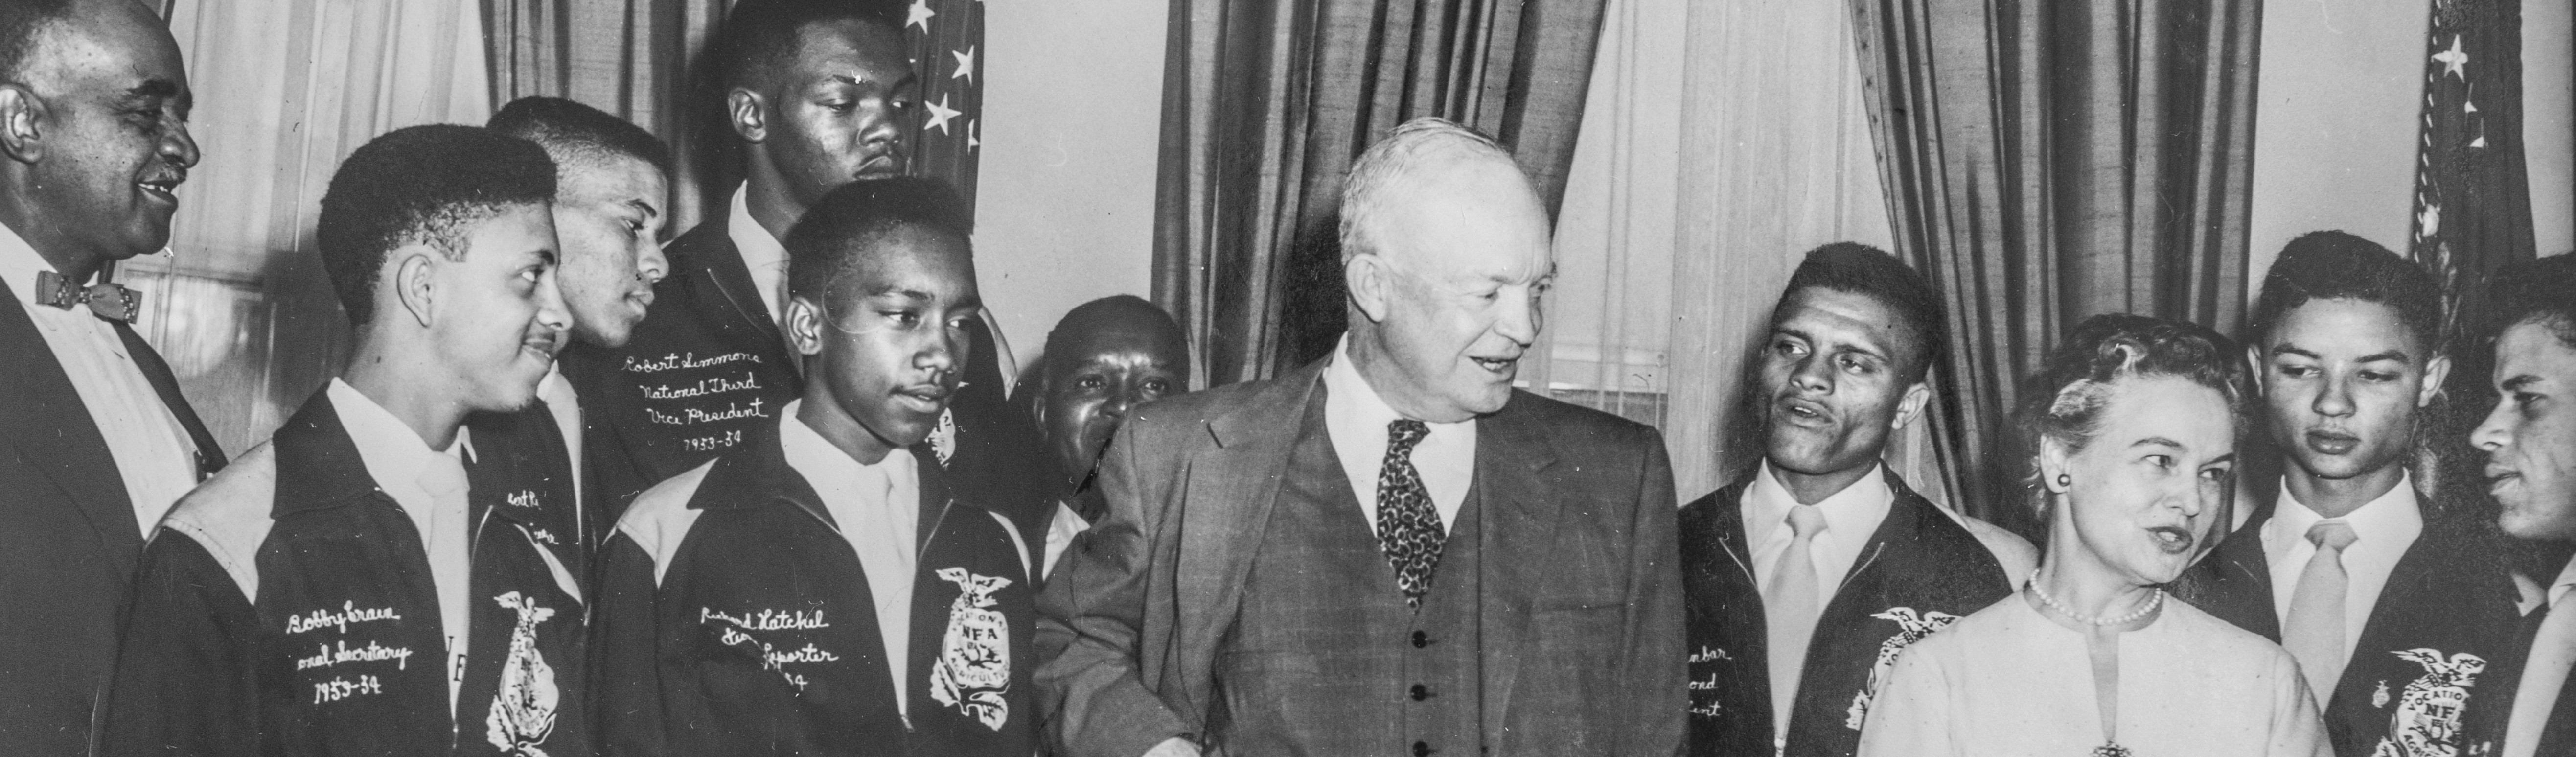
(2506, 556, 2576, 757)
(2263, 475, 2423, 645)
(1323, 336, 1476, 536)
(325, 378, 475, 713)
(537, 366, 584, 524)
(0, 222, 202, 536)
(1740, 460, 1895, 612)
(727, 183, 790, 327)
(778, 401, 922, 720)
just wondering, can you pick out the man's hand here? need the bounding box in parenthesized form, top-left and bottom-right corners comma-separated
(1143, 736, 1202, 757)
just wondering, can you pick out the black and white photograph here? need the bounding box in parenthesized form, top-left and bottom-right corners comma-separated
(0, 0, 2569, 755)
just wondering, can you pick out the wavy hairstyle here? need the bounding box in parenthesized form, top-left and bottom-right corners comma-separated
(2013, 313, 2251, 519)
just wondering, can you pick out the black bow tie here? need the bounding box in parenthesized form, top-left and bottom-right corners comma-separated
(32, 270, 141, 323)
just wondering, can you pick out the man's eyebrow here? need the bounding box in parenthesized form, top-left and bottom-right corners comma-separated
(2355, 350, 2414, 365)
(2268, 344, 2320, 360)
(2503, 374, 2543, 392)
(123, 79, 182, 101)
(867, 285, 932, 300)
(2131, 436, 2185, 450)
(623, 198, 660, 219)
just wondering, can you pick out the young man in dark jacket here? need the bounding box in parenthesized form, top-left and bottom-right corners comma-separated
(101, 125, 584, 757)
(592, 177, 1034, 757)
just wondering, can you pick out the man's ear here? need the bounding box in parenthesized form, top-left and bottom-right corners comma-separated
(1344, 253, 1395, 325)
(2245, 344, 2268, 395)
(0, 85, 46, 164)
(391, 246, 439, 328)
(727, 88, 769, 144)
(2419, 354, 2454, 408)
(785, 294, 826, 357)
(1892, 379, 1932, 431)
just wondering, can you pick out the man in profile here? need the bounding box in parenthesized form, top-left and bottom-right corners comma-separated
(1679, 242, 2035, 757)
(0, 0, 222, 751)
(1038, 118, 1685, 757)
(481, 95, 671, 549)
(1022, 294, 1189, 577)
(567, 0, 913, 510)
(2176, 231, 2521, 757)
(2475, 254, 2576, 757)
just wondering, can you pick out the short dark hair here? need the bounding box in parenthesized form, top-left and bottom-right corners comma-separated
(317, 125, 557, 325)
(785, 176, 973, 301)
(1042, 295, 1187, 374)
(487, 96, 671, 175)
(2488, 253, 2576, 349)
(715, 0, 902, 93)
(1773, 242, 1946, 383)
(2248, 230, 2444, 353)
(0, 0, 77, 84)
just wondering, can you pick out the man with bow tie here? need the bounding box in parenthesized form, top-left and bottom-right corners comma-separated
(0, 0, 224, 753)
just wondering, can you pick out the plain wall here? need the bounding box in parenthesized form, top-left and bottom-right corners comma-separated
(973, 0, 1167, 386)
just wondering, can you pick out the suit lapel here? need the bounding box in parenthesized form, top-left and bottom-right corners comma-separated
(1473, 395, 1563, 747)
(0, 279, 142, 565)
(112, 319, 225, 476)
(1173, 363, 1323, 709)
(685, 218, 785, 353)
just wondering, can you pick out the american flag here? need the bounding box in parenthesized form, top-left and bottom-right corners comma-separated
(2407, 0, 2538, 344)
(900, 0, 982, 226)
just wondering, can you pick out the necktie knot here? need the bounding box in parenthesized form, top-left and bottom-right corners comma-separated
(418, 453, 469, 500)
(1387, 419, 1429, 454)
(2307, 520, 2357, 553)
(1785, 504, 1827, 540)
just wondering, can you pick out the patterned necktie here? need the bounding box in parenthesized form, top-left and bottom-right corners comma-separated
(2284, 520, 2357, 707)
(1764, 504, 1827, 735)
(1376, 419, 1443, 608)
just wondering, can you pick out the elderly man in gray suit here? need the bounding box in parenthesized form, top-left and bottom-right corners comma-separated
(1035, 117, 1687, 757)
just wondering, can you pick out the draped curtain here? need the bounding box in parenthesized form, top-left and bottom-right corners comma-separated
(123, 0, 492, 453)
(1152, 0, 1610, 387)
(1847, 0, 2260, 535)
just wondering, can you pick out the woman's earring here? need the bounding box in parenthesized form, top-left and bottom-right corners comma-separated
(2056, 474, 2071, 488)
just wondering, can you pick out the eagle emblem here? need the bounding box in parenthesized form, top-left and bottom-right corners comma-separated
(927, 567, 1013, 730)
(2369, 648, 2485, 757)
(1843, 607, 1959, 731)
(485, 591, 559, 757)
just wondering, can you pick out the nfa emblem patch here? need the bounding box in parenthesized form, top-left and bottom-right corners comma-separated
(2369, 648, 2486, 757)
(1843, 607, 1960, 731)
(928, 567, 1013, 730)
(485, 591, 560, 757)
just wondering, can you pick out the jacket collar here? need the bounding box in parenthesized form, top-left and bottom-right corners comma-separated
(271, 388, 394, 516)
(691, 413, 957, 547)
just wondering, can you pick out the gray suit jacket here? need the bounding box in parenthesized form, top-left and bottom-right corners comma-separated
(1034, 358, 1687, 757)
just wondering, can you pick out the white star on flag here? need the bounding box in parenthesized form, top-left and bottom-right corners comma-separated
(2433, 35, 2469, 80)
(924, 94, 962, 135)
(907, 0, 936, 32)
(952, 46, 976, 85)
(2417, 203, 2441, 239)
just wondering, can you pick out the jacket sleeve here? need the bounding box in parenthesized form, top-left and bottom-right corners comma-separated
(1033, 419, 1194, 757)
(1619, 426, 1688, 757)
(591, 533, 673, 757)
(100, 532, 265, 757)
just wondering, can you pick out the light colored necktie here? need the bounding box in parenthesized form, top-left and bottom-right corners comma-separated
(416, 453, 474, 715)
(1764, 504, 1828, 735)
(2506, 586, 2576, 757)
(2283, 520, 2357, 707)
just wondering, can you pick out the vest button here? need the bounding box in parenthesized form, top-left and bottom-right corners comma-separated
(1409, 684, 1430, 701)
(1413, 740, 1432, 757)
(1411, 631, 1429, 648)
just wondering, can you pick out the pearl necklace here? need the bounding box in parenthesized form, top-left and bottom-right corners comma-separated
(2025, 571, 2163, 626)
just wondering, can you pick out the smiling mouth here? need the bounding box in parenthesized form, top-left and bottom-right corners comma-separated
(136, 177, 181, 202)
(2146, 526, 2195, 554)
(1470, 355, 1518, 375)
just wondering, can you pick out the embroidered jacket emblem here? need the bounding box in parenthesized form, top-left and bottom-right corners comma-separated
(2370, 648, 2486, 757)
(927, 567, 1012, 730)
(1843, 607, 1960, 731)
(486, 591, 560, 757)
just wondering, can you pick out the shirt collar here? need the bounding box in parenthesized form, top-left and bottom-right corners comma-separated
(323, 378, 470, 496)
(1745, 458, 1893, 544)
(2551, 555, 2576, 609)
(2269, 473, 2423, 554)
(1322, 334, 1474, 433)
(777, 399, 918, 512)
(727, 183, 788, 276)
(0, 219, 61, 307)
